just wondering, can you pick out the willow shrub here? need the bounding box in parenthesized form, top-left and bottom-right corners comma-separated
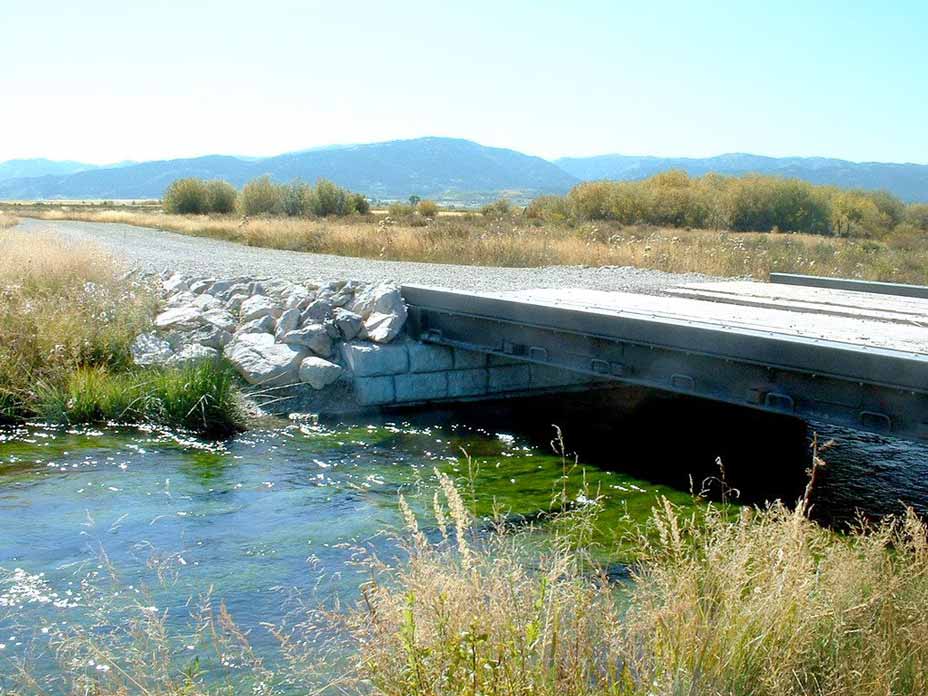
(163, 177, 209, 214)
(204, 179, 238, 214)
(555, 170, 921, 238)
(164, 177, 238, 214)
(239, 175, 284, 215)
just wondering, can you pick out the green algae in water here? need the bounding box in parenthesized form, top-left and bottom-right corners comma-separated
(0, 420, 711, 689)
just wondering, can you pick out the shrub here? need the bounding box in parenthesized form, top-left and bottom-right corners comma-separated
(388, 202, 415, 217)
(204, 179, 238, 214)
(239, 176, 284, 216)
(553, 172, 906, 237)
(906, 203, 928, 230)
(280, 180, 313, 217)
(347, 192, 370, 214)
(525, 195, 572, 222)
(163, 177, 209, 214)
(417, 199, 439, 218)
(308, 178, 348, 217)
(885, 222, 928, 251)
(481, 198, 512, 217)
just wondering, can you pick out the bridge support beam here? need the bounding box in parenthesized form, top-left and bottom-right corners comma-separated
(402, 285, 928, 443)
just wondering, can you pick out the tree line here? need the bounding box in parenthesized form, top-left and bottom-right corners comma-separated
(163, 176, 370, 217)
(526, 171, 928, 237)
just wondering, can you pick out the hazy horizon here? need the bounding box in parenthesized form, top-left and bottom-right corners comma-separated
(5, 0, 927, 165)
(6, 136, 928, 169)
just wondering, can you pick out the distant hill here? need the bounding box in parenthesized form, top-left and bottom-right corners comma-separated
(0, 138, 578, 203)
(0, 158, 99, 183)
(555, 153, 928, 202)
(2, 141, 926, 203)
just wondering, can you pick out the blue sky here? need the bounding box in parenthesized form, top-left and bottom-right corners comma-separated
(3, 0, 926, 164)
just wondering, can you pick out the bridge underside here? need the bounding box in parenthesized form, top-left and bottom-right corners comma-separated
(402, 280, 928, 443)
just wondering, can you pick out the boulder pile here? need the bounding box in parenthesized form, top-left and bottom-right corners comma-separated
(132, 272, 408, 392)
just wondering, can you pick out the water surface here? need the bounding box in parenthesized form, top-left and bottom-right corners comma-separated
(0, 417, 696, 687)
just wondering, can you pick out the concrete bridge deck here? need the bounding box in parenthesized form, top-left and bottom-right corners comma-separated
(402, 276, 928, 443)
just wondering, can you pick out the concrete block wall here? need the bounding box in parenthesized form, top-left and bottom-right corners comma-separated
(342, 340, 605, 407)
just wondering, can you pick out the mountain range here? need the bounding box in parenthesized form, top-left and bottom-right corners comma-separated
(1, 137, 926, 203)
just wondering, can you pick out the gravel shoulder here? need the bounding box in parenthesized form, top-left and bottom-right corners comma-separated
(18, 218, 721, 293)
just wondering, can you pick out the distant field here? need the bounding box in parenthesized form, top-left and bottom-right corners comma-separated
(5, 200, 928, 285)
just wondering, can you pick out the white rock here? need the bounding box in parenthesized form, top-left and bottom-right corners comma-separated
(225, 282, 252, 299)
(191, 293, 223, 312)
(364, 311, 406, 343)
(332, 308, 363, 340)
(275, 308, 301, 337)
(284, 290, 314, 310)
(163, 272, 189, 294)
(279, 324, 333, 357)
(240, 295, 281, 322)
(131, 333, 174, 366)
(167, 325, 232, 350)
(298, 357, 343, 389)
(189, 279, 213, 295)
(223, 333, 306, 386)
(225, 293, 250, 312)
(168, 344, 220, 366)
(207, 279, 236, 297)
(154, 306, 204, 331)
(350, 284, 405, 320)
(201, 308, 237, 333)
(235, 315, 277, 335)
(166, 291, 197, 309)
(302, 299, 332, 324)
(331, 287, 354, 307)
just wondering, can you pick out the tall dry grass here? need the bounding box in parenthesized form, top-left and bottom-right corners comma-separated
(0, 228, 156, 420)
(322, 480, 928, 696)
(13, 205, 928, 284)
(0, 228, 244, 434)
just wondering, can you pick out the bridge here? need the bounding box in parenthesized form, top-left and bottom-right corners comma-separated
(401, 274, 928, 444)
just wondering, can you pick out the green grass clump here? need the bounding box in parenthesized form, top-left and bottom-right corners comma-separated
(38, 361, 245, 438)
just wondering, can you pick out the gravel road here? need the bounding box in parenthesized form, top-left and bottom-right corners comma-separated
(18, 218, 718, 293)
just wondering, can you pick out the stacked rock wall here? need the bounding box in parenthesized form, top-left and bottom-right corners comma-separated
(133, 272, 605, 415)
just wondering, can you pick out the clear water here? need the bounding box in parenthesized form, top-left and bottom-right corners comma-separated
(3, 400, 926, 690)
(0, 418, 699, 687)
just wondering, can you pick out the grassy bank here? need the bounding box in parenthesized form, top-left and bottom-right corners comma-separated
(0, 228, 244, 436)
(7, 475, 927, 695)
(10, 204, 928, 283)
